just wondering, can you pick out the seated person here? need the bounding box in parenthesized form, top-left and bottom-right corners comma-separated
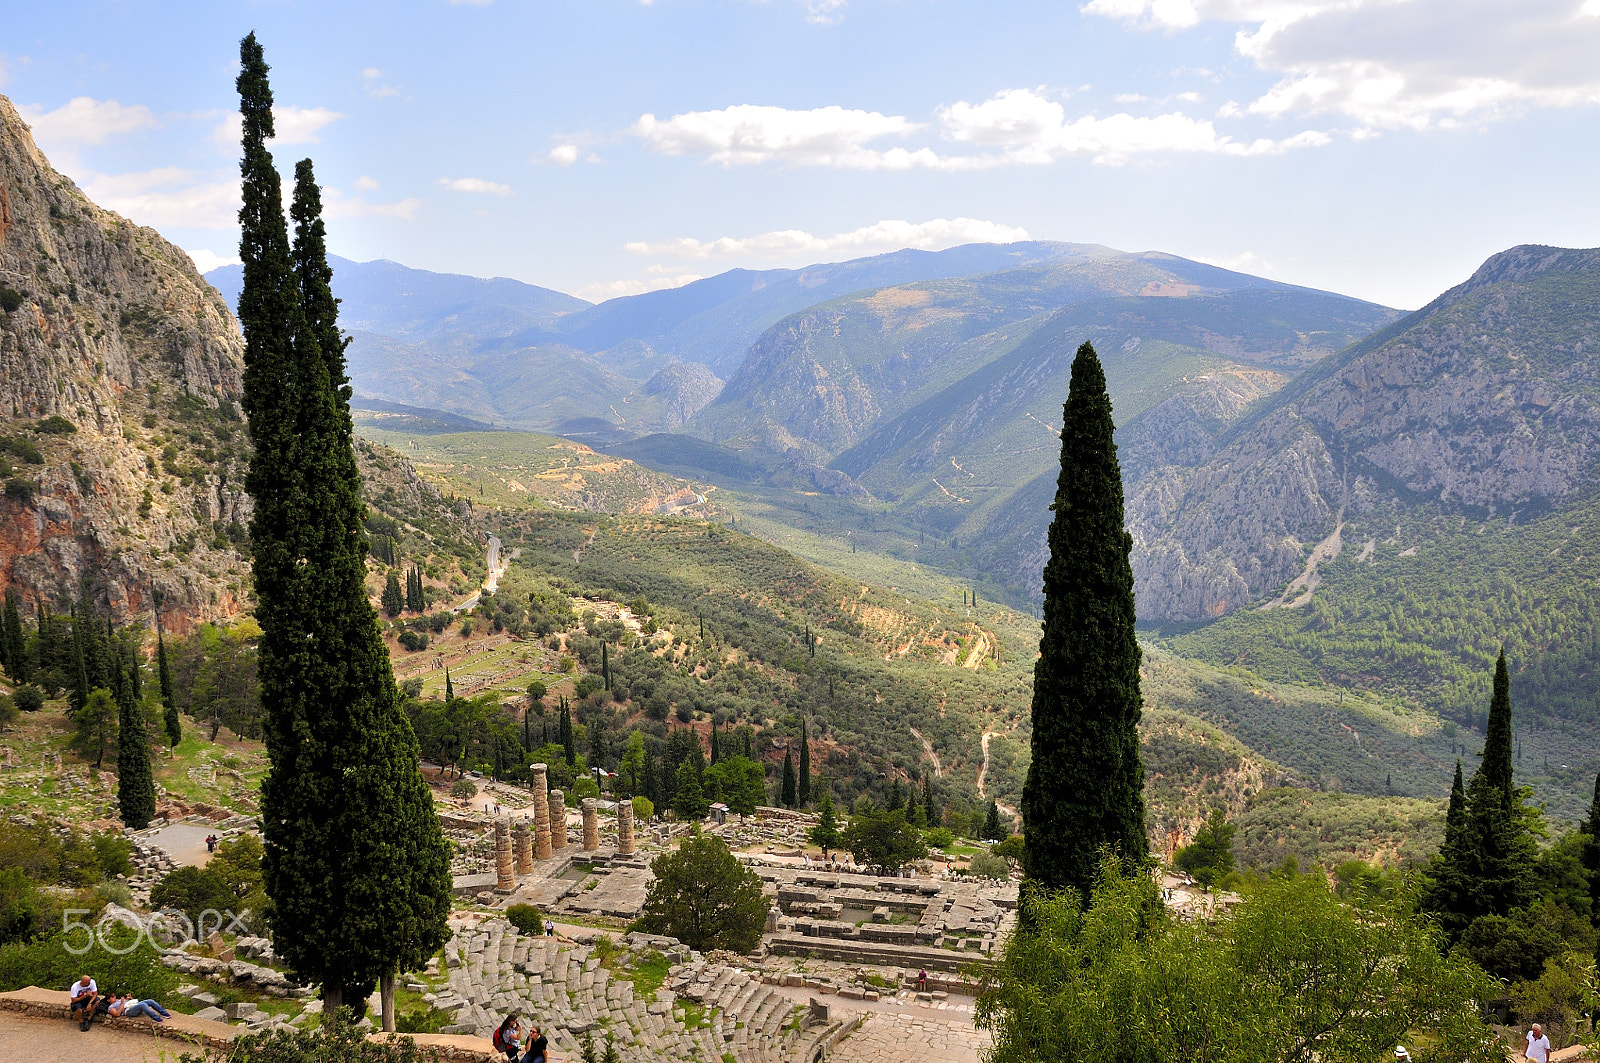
(522, 1024, 549, 1063)
(492, 1014, 523, 1062)
(67, 975, 108, 1031)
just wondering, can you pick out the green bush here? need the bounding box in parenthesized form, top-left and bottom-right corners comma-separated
(0, 867, 50, 946)
(505, 904, 543, 935)
(12, 685, 43, 713)
(0, 925, 177, 998)
(923, 827, 954, 848)
(4, 478, 35, 503)
(179, 1018, 429, 1061)
(968, 852, 1011, 880)
(34, 415, 77, 435)
(448, 779, 477, 800)
(149, 866, 238, 932)
(0, 436, 43, 464)
(0, 285, 24, 313)
(395, 1004, 453, 1034)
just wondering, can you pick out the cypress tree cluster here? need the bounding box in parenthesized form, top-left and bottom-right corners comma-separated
(382, 571, 404, 618)
(238, 35, 451, 1020)
(1020, 341, 1147, 906)
(157, 625, 181, 748)
(559, 697, 575, 765)
(405, 567, 425, 612)
(1424, 652, 1538, 938)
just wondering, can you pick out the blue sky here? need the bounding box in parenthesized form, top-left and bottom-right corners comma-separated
(7, 0, 1600, 308)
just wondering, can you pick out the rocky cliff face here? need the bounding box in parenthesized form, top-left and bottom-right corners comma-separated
(0, 93, 250, 630)
(1128, 245, 1600, 621)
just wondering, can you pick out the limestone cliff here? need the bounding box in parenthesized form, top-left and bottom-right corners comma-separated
(0, 93, 249, 629)
(1128, 245, 1600, 621)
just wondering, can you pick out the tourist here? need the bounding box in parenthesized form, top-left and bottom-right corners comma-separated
(114, 993, 171, 1022)
(544, 919, 555, 937)
(1524, 1023, 1552, 1063)
(492, 1013, 523, 1062)
(206, 834, 217, 854)
(917, 969, 927, 992)
(68, 975, 102, 1030)
(522, 1023, 549, 1063)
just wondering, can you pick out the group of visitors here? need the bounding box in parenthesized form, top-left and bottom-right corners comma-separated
(205, 834, 219, 854)
(493, 1013, 549, 1063)
(66, 975, 171, 1032)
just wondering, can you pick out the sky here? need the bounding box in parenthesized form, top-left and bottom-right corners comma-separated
(6, 0, 1600, 310)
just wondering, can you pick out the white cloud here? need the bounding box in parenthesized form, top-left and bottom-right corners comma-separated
(577, 274, 703, 302)
(212, 106, 343, 151)
(437, 176, 512, 195)
(186, 248, 240, 274)
(18, 97, 159, 147)
(321, 187, 424, 221)
(354, 175, 381, 191)
(363, 68, 401, 99)
(548, 144, 581, 166)
(938, 88, 1327, 164)
(82, 168, 242, 230)
(805, 0, 848, 23)
(633, 91, 1326, 169)
(1082, 0, 1600, 130)
(632, 103, 929, 168)
(625, 217, 1030, 260)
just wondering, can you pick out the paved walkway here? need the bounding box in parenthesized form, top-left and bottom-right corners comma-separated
(830, 1009, 990, 1063)
(0, 1009, 198, 1063)
(145, 823, 216, 868)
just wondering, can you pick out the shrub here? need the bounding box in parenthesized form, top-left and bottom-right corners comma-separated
(34, 415, 77, 435)
(632, 796, 655, 822)
(923, 827, 954, 848)
(395, 1005, 453, 1034)
(526, 680, 547, 702)
(459, 618, 473, 637)
(0, 925, 177, 998)
(398, 630, 429, 652)
(449, 779, 477, 800)
(179, 1018, 429, 1062)
(13, 686, 44, 713)
(1, 436, 42, 464)
(505, 903, 543, 935)
(574, 674, 604, 699)
(0, 285, 24, 313)
(3, 478, 35, 504)
(149, 866, 238, 933)
(968, 852, 1011, 880)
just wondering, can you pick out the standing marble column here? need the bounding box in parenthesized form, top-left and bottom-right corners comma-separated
(532, 764, 553, 860)
(617, 800, 636, 857)
(513, 821, 534, 875)
(582, 798, 600, 851)
(549, 789, 568, 851)
(494, 818, 514, 893)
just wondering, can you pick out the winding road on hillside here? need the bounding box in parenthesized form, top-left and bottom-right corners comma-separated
(908, 727, 942, 778)
(978, 730, 1020, 823)
(452, 534, 504, 613)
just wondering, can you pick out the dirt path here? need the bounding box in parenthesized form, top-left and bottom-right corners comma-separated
(908, 727, 942, 778)
(961, 629, 990, 669)
(977, 730, 1019, 820)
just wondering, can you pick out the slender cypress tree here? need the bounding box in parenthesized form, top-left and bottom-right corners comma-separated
(243, 38, 449, 1023)
(560, 698, 575, 765)
(70, 612, 91, 715)
(1021, 341, 1147, 906)
(922, 775, 937, 829)
(157, 629, 180, 748)
(2, 589, 29, 683)
(1582, 771, 1600, 960)
(984, 800, 1004, 841)
(1442, 760, 1466, 852)
(887, 778, 903, 812)
(115, 660, 156, 829)
(1481, 652, 1514, 801)
(798, 721, 811, 807)
(709, 721, 720, 765)
(601, 642, 610, 690)
(781, 747, 797, 808)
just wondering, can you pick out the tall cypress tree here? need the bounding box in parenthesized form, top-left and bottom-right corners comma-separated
(560, 697, 575, 766)
(601, 642, 610, 690)
(781, 747, 797, 808)
(798, 720, 811, 807)
(1582, 771, 1600, 961)
(2, 589, 29, 683)
(922, 775, 937, 829)
(243, 38, 449, 1024)
(1425, 652, 1536, 938)
(1442, 760, 1466, 852)
(709, 721, 720, 765)
(984, 800, 1004, 841)
(114, 660, 155, 829)
(157, 627, 180, 749)
(1021, 341, 1147, 905)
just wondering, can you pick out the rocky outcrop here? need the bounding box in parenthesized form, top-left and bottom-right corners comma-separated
(1127, 244, 1600, 621)
(642, 359, 723, 429)
(0, 93, 248, 629)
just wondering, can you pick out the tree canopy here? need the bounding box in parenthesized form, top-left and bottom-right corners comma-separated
(637, 831, 768, 953)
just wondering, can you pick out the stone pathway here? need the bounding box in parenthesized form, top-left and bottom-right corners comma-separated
(829, 1010, 990, 1063)
(145, 823, 217, 868)
(0, 1009, 197, 1063)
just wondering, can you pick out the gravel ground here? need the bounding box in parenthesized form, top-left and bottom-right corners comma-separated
(0, 1010, 193, 1063)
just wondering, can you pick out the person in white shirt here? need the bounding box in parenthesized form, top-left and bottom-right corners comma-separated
(68, 975, 104, 1030)
(1524, 1022, 1552, 1063)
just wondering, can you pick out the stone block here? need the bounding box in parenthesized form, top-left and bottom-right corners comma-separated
(192, 1005, 228, 1022)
